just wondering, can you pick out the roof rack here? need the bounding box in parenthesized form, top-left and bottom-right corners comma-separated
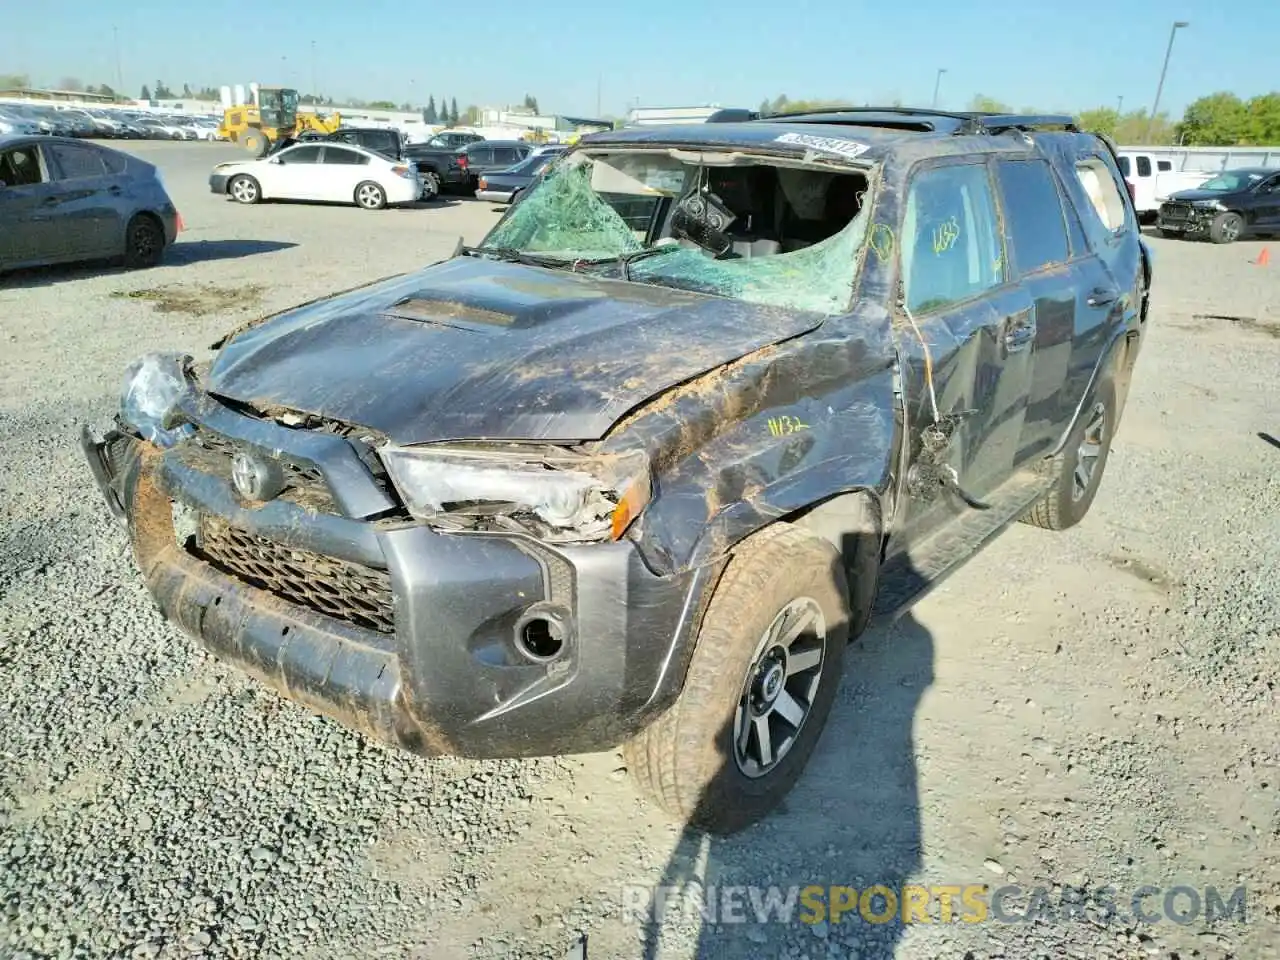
(761, 107, 1079, 136)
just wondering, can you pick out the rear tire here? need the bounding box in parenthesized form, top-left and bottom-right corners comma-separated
(422, 172, 440, 199)
(1209, 211, 1244, 244)
(228, 175, 261, 205)
(1021, 379, 1116, 531)
(355, 181, 387, 210)
(624, 524, 849, 835)
(122, 214, 165, 269)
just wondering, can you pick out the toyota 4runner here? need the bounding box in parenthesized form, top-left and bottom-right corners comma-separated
(81, 108, 1151, 835)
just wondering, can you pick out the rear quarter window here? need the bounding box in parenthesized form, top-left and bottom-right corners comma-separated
(1073, 157, 1129, 234)
(48, 143, 107, 180)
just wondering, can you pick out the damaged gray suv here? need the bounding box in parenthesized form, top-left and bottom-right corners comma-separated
(82, 108, 1150, 835)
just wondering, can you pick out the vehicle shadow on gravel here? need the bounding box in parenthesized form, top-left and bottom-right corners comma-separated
(1, 240, 297, 289)
(641, 584, 933, 960)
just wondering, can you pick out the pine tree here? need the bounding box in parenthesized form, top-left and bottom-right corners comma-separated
(425, 96, 437, 123)
(450, 97, 459, 125)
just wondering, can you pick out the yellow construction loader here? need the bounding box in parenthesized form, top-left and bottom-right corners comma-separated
(217, 87, 342, 157)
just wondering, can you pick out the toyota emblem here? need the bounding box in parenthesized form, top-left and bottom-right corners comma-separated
(230, 451, 285, 502)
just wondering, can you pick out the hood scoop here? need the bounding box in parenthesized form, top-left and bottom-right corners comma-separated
(383, 295, 516, 331)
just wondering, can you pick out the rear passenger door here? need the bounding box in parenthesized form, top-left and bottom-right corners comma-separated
(1046, 152, 1138, 443)
(43, 141, 120, 258)
(316, 146, 372, 202)
(992, 157, 1084, 462)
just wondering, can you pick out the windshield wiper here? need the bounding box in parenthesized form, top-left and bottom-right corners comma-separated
(568, 244, 681, 281)
(459, 245, 574, 269)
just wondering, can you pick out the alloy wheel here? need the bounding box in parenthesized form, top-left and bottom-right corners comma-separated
(733, 597, 827, 778)
(1072, 401, 1107, 502)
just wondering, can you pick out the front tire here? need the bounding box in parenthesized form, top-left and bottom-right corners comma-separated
(1209, 211, 1244, 244)
(228, 175, 261, 205)
(1021, 379, 1116, 531)
(624, 524, 849, 835)
(241, 129, 270, 158)
(355, 181, 387, 210)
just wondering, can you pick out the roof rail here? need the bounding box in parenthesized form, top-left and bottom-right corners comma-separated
(760, 107, 1079, 135)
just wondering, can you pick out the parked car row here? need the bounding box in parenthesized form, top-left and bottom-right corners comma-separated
(0, 102, 226, 141)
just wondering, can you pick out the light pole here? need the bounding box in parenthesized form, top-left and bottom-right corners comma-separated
(1149, 20, 1188, 142)
(112, 25, 124, 96)
(1116, 95, 1124, 115)
(310, 40, 317, 98)
(931, 68, 947, 108)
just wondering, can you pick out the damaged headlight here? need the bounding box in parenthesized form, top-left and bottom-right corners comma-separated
(1191, 199, 1227, 211)
(378, 445, 651, 543)
(120, 352, 197, 448)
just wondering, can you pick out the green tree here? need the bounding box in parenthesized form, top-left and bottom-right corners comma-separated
(463, 104, 480, 125)
(182, 83, 192, 98)
(96, 83, 117, 100)
(523, 93, 539, 113)
(1243, 92, 1280, 145)
(57, 76, 84, 91)
(1077, 106, 1120, 138)
(1178, 92, 1249, 145)
(0, 73, 30, 89)
(367, 100, 397, 109)
(140, 84, 152, 100)
(968, 94, 1011, 113)
(449, 97, 459, 124)
(757, 98, 771, 116)
(425, 95, 437, 123)
(154, 80, 174, 99)
(1114, 109, 1174, 145)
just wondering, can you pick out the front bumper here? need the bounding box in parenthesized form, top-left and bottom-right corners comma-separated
(475, 189, 515, 203)
(80, 405, 716, 758)
(209, 172, 229, 195)
(1157, 206, 1217, 236)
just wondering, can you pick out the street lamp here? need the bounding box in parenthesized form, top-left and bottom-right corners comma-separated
(1148, 20, 1188, 142)
(310, 40, 317, 98)
(112, 25, 124, 96)
(931, 68, 947, 109)
(1116, 95, 1124, 115)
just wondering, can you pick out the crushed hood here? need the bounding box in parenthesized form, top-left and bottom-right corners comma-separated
(207, 255, 827, 444)
(1166, 188, 1238, 202)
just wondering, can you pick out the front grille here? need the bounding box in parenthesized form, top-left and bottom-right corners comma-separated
(1162, 203, 1191, 221)
(175, 430, 339, 513)
(195, 515, 396, 633)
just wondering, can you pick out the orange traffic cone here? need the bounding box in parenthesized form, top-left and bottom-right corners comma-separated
(1255, 246, 1270, 266)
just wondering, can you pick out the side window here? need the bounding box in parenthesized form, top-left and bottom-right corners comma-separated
(1260, 174, 1280, 194)
(901, 162, 1005, 314)
(1117, 156, 1131, 177)
(321, 147, 368, 165)
(1073, 158, 1128, 235)
(472, 148, 493, 165)
(994, 159, 1070, 274)
(102, 150, 128, 175)
(1157, 160, 1173, 172)
(48, 143, 107, 180)
(494, 147, 518, 165)
(280, 146, 322, 164)
(0, 145, 45, 186)
(1136, 156, 1152, 177)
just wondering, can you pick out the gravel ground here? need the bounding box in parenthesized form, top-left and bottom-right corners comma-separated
(1, 141, 1278, 960)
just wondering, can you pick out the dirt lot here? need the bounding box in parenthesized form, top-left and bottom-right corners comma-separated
(1, 141, 1277, 960)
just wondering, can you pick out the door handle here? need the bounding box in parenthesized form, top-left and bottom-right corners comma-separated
(1087, 287, 1119, 307)
(1003, 310, 1036, 353)
(108, 185, 123, 195)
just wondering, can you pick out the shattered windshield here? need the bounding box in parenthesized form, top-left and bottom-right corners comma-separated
(477, 148, 873, 314)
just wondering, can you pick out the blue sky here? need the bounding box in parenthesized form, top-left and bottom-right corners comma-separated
(3, 0, 1275, 118)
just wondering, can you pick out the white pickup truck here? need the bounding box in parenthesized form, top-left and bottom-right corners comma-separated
(1117, 150, 1214, 218)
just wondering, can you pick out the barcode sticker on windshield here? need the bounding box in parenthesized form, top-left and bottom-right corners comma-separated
(773, 133, 870, 159)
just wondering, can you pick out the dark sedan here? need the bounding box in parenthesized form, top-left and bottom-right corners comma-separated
(475, 149, 564, 203)
(0, 135, 181, 273)
(1157, 167, 1280, 243)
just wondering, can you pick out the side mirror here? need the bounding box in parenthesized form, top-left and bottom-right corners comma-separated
(268, 155, 282, 164)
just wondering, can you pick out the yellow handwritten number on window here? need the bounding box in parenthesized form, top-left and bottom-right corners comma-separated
(932, 216, 960, 255)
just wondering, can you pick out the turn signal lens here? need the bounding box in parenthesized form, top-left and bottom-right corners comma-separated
(610, 478, 651, 541)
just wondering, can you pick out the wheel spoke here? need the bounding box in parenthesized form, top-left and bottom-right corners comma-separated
(776, 605, 816, 648)
(773, 690, 805, 727)
(786, 646, 822, 676)
(1074, 462, 1090, 492)
(752, 715, 773, 768)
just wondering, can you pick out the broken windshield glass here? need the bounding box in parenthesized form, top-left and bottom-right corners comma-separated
(475, 149, 874, 315)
